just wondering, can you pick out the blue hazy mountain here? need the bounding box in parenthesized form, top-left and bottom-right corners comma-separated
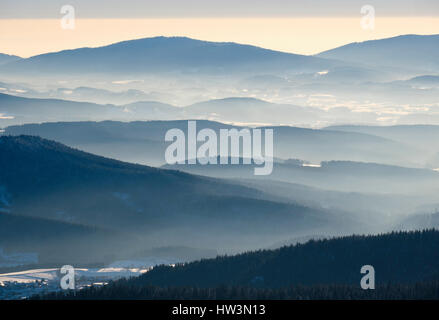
(0, 93, 328, 127)
(3, 120, 421, 168)
(317, 34, 439, 73)
(181, 97, 325, 125)
(0, 53, 21, 65)
(326, 124, 439, 155)
(0, 135, 343, 252)
(52, 87, 160, 105)
(0, 93, 184, 126)
(0, 93, 124, 125)
(163, 159, 439, 195)
(0, 36, 337, 75)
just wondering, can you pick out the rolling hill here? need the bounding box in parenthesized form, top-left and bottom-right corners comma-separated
(0, 53, 21, 66)
(181, 97, 325, 126)
(0, 93, 122, 125)
(326, 124, 439, 167)
(163, 159, 439, 196)
(317, 34, 439, 74)
(1, 36, 337, 75)
(3, 120, 422, 167)
(0, 135, 342, 253)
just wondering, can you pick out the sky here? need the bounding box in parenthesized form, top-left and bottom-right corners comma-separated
(1, 0, 438, 57)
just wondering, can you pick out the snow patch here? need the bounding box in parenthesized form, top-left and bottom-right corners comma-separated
(0, 265, 151, 299)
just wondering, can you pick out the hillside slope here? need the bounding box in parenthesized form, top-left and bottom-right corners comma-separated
(1, 36, 336, 75)
(317, 34, 439, 73)
(39, 230, 439, 299)
(0, 135, 342, 251)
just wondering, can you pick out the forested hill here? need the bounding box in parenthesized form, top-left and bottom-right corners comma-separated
(40, 230, 439, 299)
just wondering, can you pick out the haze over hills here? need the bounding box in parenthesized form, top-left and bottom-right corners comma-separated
(317, 34, 439, 74)
(325, 124, 439, 166)
(1, 29, 439, 300)
(182, 97, 325, 126)
(3, 120, 425, 168)
(0, 92, 389, 128)
(52, 87, 162, 105)
(0, 35, 437, 120)
(3, 88, 439, 130)
(163, 159, 439, 196)
(40, 230, 439, 300)
(5, 121, 439, 228)
(0, 36, 338, 75)
(0, 135, 347, 260)
(232, 179, 435, 225)
(0, 93, 123, 125)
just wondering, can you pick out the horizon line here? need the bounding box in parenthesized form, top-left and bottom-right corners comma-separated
(3, 33, 438, 60)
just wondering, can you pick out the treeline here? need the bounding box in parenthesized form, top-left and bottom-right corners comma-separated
(95, 229, 439, 288)
(35, 229, 439, 300)
(36, 281, 439, 300)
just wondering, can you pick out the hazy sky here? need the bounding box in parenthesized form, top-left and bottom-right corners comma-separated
(1, 0, 438, 57)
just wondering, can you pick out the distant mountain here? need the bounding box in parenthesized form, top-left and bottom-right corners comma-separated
(236, 178, 433, 223)
(163, 159, 439, 196)
(123, 101, 181, 120)
(3, 120, 232, 166)
(53, 87, 158, 105)
(0, 93, 184, 127)
(326, 124, 439, 167)
(4, 87, 439, 130)
(0, 93, 330, 127)
(0, 36, 337, 75)
(317, 34, 439, 74)
(182, 97, 324, 126)
(326, 124, 439, 145)
(0, 53, 21, 66)
(3, 120, 422, 167)
(0, 135, 340, 253)
(264, 125, 419, 166)
(0, 93, 122, 125)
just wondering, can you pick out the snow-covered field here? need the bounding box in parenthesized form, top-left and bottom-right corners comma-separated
(0, 257, 181, 300)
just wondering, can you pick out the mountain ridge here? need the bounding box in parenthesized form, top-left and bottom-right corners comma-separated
(317, 34, 439, 73)
(0, 36, 336, 75)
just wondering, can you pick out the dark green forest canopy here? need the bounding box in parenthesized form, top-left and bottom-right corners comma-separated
(37, 229, 439, 300)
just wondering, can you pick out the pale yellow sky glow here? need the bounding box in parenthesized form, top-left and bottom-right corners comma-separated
(1, 17, 438, 58)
